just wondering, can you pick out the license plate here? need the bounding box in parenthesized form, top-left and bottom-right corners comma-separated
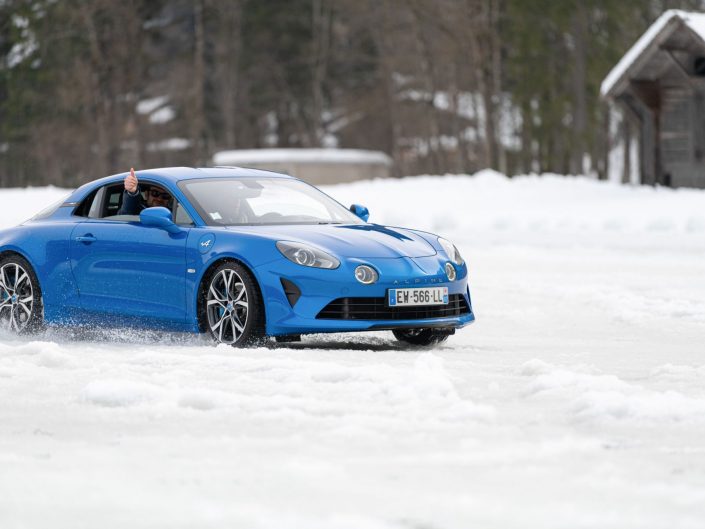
(388, 287, 448, 307)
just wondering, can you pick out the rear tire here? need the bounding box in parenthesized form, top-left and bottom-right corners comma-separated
(392, 328, 450, 347)
(0, 254, 43, 334)
(201, 261, 264, 347)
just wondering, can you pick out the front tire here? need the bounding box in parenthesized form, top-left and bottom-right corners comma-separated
(202, 262, 264, 346)
(0, 255, 43, 334)
(392, 328, 450, 347)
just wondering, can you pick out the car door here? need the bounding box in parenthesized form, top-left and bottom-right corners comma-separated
(69, 182, 190, 324)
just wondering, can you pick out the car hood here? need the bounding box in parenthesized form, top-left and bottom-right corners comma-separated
(225, 223, 437, 259)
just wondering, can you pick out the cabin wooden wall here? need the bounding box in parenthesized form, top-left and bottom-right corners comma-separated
(616, 77, 705, 189)
(609, 23, 705, 189)
(660, 86, 691, 186)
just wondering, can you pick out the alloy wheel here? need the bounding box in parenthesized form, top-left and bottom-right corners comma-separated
(206, 268, 249, 344)
(0, 263, 34, 332)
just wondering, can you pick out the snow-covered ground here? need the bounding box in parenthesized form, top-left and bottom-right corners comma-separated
(1, 171, 704, 529)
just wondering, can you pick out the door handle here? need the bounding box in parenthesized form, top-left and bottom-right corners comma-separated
(75, 235, 97, 244)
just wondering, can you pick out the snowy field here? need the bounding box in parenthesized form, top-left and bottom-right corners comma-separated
(1, 171, 704, 529)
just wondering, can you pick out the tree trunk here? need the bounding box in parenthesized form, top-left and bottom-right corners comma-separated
(478, 0, 503, 172)
(520, 99, 533, 174)
(371, 0, 401, 176)
(192, 0, 208, 164)
(490, 0, 505, 173)
(213, 0, 243, 150)
(82, 7, 111, 176)
(311, 0, 332, 146)
(409, 0, 445, 174)
(570, 3, 587, 175)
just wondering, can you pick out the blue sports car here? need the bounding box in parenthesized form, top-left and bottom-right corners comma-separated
(0, 167, 474, 346)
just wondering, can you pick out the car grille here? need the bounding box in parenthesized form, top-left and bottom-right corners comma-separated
(316, 294, 470, 320)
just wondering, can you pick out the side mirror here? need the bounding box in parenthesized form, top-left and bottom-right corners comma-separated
(349, 204, 369, 222)
(140, 207, 180, 234)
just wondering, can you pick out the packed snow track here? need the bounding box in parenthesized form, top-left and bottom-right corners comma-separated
(1, 172, 704, 529)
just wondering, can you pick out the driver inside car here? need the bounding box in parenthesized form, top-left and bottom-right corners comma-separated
(117, 167, 173, 215)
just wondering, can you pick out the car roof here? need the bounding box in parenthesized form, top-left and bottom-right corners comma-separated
(65, 166, 294, 203)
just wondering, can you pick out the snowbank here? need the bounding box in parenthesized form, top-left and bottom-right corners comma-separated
(4, 171, 705, 246)
(323, 170, 705, 244)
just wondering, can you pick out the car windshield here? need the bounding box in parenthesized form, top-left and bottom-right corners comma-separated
(179, 177, 364, 226)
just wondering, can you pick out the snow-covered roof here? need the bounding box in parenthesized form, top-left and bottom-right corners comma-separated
(601, 10, 705, 98)
(213, 148, 392, 166)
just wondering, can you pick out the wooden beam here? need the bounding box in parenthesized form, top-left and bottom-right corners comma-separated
(618, 93, 643, 124)
(660, 47, 698, 88)
(629, 80, 660, 111)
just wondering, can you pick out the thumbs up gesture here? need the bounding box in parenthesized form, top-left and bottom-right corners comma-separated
(125, 167, 138, 194)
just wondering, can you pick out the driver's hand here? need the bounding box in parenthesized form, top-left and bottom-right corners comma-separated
(125, 167, 138, 194)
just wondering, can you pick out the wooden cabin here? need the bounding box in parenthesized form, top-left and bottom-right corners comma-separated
(602, 10, 705, 188)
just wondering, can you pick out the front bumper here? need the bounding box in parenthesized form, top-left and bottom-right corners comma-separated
(255, 255, 475, 336)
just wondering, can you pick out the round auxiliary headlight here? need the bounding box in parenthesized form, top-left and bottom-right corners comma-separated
(355, 265, 378, 285)
(445, 262, 457, 281)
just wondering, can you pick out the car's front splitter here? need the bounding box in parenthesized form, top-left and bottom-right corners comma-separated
(266, 312, 475, 336)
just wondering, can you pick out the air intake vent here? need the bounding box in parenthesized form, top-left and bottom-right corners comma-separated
(280, 278, 301, 307)
(316, 294, 469, 320)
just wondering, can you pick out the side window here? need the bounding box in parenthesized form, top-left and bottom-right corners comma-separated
(87, 186, 109, 218)
(73, 181, 191, 224)
(104, 185, 124, 217)
(74, 189, 99, 218)
(74, 184, 125, 219)
(174, 202, 194, 226)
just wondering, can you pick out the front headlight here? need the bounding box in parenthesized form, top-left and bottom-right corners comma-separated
(438, 237, 465, 266)
(276, 241, 340, 269)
